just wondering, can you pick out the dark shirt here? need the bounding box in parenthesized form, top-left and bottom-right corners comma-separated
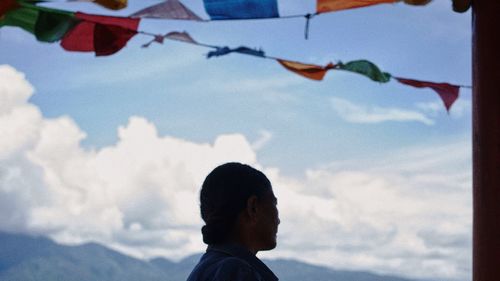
(186, 244, 278, 281)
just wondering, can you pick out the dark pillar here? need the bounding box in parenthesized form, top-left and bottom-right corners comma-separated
(472, 1, 500, 281)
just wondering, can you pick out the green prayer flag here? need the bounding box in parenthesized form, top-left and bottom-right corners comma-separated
(337, 60, 391, 83)
(0, 6, 39, 34)
(35, 10, 76, 42)
(0, 2, 75, 43)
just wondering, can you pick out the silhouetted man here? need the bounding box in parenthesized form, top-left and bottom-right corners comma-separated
(187, 162, 280, 281)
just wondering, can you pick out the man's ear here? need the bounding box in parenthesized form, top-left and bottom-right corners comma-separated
(245, 195, 259, 223)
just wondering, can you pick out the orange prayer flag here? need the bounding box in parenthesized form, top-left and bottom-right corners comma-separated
(317, 0, 398, 13)
(277, 59, 335, 81)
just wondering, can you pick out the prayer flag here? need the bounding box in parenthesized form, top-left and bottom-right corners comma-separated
(232, 46, 265, 57)
(165, 31, 197, 44)
(130, 0, 203, 21)
(203, 0, 279, 20)
(61, 12, 139, 56)
(94, 0, 127, 10)
(207, 46, 265, 58)
(93, 23, 136, 56)
(61, 21, 95, 51)
(0, 5, 39, 34)
(277, 59, 335, 81)
(0, 3, 75, 43)
(337, 60, 391, 82)
(317, 0, 398, 13)
(142, 34, 166, 48)
(0, 0, 19, 18)
(207, 46, 231, 58)
(74, 12, 139, 30)
(35, 10, 77, 42)
(403, 0, 432, 5)
(395, 77, 460, 111)
(67, 0, 127, 10)
(142, 31, 198, 48)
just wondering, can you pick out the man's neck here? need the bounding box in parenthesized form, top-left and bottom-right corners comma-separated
(227, 236, 258, 255)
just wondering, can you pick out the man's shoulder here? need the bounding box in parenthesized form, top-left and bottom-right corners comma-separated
(212, 256, 257, 281)
(187, 254, 258, 281)
(217, 256, 252, 269)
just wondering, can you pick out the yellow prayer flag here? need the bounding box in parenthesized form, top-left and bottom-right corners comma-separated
(317, 0, 398, 13)
(94, 0, 127, 10)
(403, 0, 432, 5)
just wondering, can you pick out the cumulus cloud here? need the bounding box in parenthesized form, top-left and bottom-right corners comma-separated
(417, 99, 471, 119)
(331, 97, 435, 125)
(263, 140, 471, 281)
(0, 65, 259, 259)
(251, 130, 273, 151)
(0, 65, 471, 281)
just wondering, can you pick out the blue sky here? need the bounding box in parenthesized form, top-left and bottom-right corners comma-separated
(0, 1, 472, 280)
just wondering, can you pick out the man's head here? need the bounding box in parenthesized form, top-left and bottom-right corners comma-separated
(200, 162, 280, 253)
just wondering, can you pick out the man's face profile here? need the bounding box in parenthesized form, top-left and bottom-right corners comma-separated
(255, 189, 280, 251)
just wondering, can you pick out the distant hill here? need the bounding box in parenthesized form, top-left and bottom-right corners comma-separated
(0, 232, 423, 281)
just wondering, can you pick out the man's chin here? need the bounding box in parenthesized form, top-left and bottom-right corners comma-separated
(261, 240, 277, 251)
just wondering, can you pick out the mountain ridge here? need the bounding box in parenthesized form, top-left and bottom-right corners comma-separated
(0, 231, 426, 281)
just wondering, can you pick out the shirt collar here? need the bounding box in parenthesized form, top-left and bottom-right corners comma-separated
(207, 243, 278, 281)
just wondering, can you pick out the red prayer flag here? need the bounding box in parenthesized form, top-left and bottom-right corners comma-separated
(0, 0, 20, 18)
(395, 77, 460, 112)
(317, 0, 398, 13)
(75, 12, 139, 31)
(93, 23, 137, 56)
(277, 59, 335, 81)
(61, 21, 95, 52)
(61, 12, 139, 56)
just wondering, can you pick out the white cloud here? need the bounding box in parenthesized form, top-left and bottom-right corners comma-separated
(0, 65, 471, 281)
(0, 65, 259, 260)
(331, 97, 435, 125)
(251, 130, 273, 151)
(262, 139, 471, 280)
(417, 99, 471, 119)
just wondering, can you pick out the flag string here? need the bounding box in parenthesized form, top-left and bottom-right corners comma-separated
(1, 0, 472, 112)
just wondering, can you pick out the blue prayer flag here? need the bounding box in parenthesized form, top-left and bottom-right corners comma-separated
(203, 0, 279, 20)
(206, 46, 265, 58)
